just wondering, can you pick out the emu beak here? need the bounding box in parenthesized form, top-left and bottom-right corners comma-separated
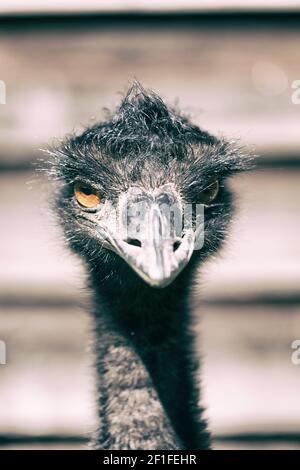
(100, 195, 196, 288)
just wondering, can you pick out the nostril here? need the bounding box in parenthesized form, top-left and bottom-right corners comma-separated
(173, 240, 181, 252)
(126, 238, 142, 248)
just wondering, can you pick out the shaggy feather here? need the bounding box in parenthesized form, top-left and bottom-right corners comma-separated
(46, 82, 253, 450)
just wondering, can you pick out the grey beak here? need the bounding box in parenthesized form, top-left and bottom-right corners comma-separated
(101, 199, 195, 288)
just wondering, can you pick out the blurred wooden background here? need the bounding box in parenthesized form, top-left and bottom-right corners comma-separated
(0, 12, 300, 449)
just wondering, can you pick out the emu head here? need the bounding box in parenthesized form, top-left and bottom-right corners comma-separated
(50, 83, 250, 288)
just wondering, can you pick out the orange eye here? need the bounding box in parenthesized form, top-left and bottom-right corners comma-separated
(200, 180, 219, 204)
(74, 182, 101, 209)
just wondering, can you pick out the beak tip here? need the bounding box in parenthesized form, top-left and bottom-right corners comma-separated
(140, 272, 172, 289)
(145, 279, 172, 289)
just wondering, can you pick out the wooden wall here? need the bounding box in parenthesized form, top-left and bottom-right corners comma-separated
(0, 14, 299, 448)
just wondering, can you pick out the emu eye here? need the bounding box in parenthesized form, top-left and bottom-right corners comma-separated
(200, 180, 219, 204)
(74, 182, 101, 209)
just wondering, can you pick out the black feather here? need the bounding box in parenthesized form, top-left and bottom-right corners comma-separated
(45, 82, 253, 450)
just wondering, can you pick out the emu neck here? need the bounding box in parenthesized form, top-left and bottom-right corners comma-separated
(92, 271, 210, 450)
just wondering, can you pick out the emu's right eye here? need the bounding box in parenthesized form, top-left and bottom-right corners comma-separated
(200, 180, 219, 205)
(74, 182, 101, 209)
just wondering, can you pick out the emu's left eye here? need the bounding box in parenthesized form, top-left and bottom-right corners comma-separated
(200, 180, 219, 204)
(74, 182, 101, 209)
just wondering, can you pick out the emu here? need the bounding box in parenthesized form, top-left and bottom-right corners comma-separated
(48, 83, 251, 450)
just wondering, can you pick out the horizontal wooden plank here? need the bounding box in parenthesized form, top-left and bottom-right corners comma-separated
(0, 22, 299, 163)
(0, 304, 299, 437)
(1, 1, 300, 15)
(0, 169, 299, 301)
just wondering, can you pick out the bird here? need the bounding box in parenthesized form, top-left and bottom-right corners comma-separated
(48, 82, 251, 450)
